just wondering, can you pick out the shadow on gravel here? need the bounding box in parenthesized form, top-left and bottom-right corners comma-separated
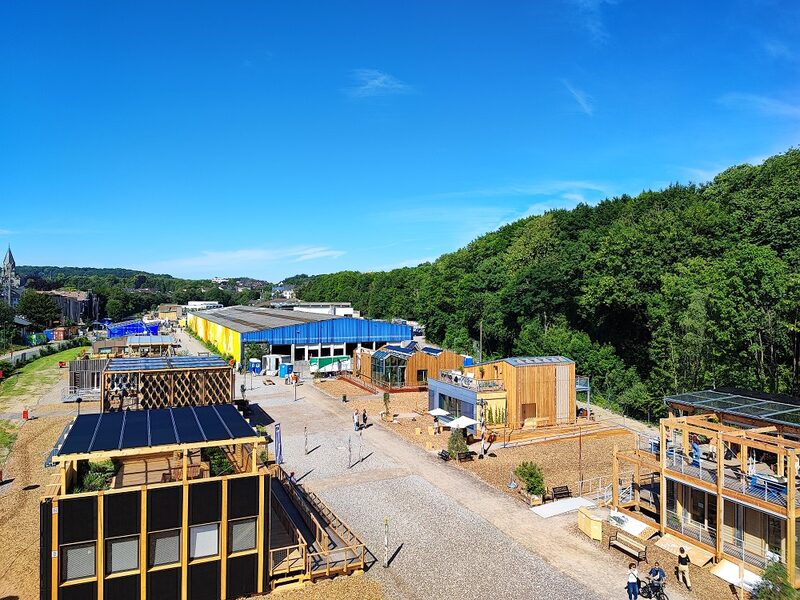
(306, 445, 321, 455)
(297, 470, 314, 483)
(248, 404, 275, 427)
(22, 484, 39, 491)
(387, 543, 403, 567)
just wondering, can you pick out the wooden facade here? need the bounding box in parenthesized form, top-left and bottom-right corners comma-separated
(352, 346, 466, 390)
(464, 358, 576, 428)
(101, 364, 234, 412)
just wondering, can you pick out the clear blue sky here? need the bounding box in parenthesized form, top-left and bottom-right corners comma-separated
(1, 1, 798, 280)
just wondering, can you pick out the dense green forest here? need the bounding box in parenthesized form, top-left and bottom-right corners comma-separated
(299, 149, 800, 419)
(18, 268, 265, 322)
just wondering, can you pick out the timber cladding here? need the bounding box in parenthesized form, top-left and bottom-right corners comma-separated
(42, 472, 269, 600)
(353, 347, 466, 388)
(466, 359, 576, 428)
(101, 366, 234, 411)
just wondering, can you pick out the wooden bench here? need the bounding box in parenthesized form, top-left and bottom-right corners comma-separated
(551, 485, 572, 501)
(457, 451, 474, 462)
(438, 450, 451, 461)
(608, 530, 647, 563)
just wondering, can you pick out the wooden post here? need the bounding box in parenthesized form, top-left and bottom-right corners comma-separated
(778, 436, 785, 477)
(257, 474, 265, 594)
(51, 499, 59, 600)
(682, 425, 689, 454)
(97, 491, 104, 600)
(788, 450, 797, 587)
(220, 479, 228, 600)
(612, 444, 619, 508)
(634, 461, 641, 510)
(181, 481, 189, 600)
(182, 449, 188, 481)
(140, 486, 147, 600)
(715, 431, 724, 561)
(659, 421, 667, 534)
(252, 443, 260, 473)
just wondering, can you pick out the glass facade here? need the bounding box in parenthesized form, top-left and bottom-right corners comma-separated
(371, 354, 407, 387)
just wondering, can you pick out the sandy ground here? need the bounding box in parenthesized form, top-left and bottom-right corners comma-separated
(0, 415, 70, 600)
(314, 379, 428, 417)
(255, 574, 385, 599)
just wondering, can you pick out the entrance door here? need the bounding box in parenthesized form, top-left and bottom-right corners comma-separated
(555, 365, 570, 423)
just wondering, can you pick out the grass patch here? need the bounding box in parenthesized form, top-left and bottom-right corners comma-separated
(0, 420, 18, 463)
(0, 346, 89, 406)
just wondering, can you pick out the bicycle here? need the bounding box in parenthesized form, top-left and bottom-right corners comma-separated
(640, 578, 669, 600)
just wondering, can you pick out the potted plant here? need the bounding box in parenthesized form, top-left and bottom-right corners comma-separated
(514, 461, 545, 505)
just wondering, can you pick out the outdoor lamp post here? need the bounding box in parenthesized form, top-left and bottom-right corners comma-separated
(476, 398, 486, 459)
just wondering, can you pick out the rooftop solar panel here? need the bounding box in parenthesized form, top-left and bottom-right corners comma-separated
(105, 356, 229, 372)
(667, 389, 800, 431)
(55, 405, 259, 458)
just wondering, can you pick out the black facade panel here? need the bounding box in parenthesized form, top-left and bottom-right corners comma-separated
(105, 490, 141, 538)
(262, 475, 270, 591)
(227, 476, 258, 519)
(188, 560, 220, 600)
(59, 496, 97, 544)
(104, 574, 140, 600)
(227, 553, 257, 597)
(189, 481, 221, 525)
(40, 500, 52, 600)
(59, 581, 96, 600)
(148, 567, 180, 600)
(148, 486, 182, 531)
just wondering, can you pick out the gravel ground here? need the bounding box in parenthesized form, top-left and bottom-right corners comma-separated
(316, 474, 598, 600)
(255, 574, 385, 599)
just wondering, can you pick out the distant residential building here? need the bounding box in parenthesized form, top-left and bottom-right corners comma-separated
(185, 300, 224, 312)
(39, 289, 100, 324)
(211, 276, 229, 284)
(157, 303, 184, 322)
(272, 284, 296, 299)
(1, 246, 23, 307)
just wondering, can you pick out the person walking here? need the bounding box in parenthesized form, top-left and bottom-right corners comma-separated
(627, 563, 640, 600)
(353, 409, 360, 431)
(677, 547, 692, 590)
(362, 408, 368, 430)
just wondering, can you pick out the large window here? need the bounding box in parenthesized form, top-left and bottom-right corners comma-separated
(441, 394, 462, 418)
(106, 536, 139, 574)
(229, 517, 257, 554)
(61, 542, 96, 582)
(189, 523, 219, 560)
(149, 530, 180, 567)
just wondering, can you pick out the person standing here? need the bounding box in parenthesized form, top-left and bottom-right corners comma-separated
(677, 547, 692, 590)
(627, 563, 640, 600)
(362, 408, 368, 430)
(353, 409, 359, 431)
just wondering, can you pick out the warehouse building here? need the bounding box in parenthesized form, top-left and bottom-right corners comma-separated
(187, 305, 411, 366)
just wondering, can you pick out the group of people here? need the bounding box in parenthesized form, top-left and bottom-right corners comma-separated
(353, 408, 368, 431)
(626, 547, 692, 599)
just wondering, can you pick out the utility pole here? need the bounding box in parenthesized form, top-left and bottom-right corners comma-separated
(478, 319, 483, 363)
(383, 517, 389, 568)
(304, 425, 308, 455)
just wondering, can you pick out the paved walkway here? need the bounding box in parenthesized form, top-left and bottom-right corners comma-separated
(253, 379, 692, 600)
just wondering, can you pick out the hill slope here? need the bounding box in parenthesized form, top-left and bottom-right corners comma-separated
(300, 149, 800, 416)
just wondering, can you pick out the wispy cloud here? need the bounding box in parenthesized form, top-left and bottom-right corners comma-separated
(0, 229, 18, 236)
(720, 93, 800, 118)
(407, 180, 611, 202)
(567, 0, 615, 43)
(763, 40, 795, 61)
(147, 246, 345, 275)
(346, 69, 412, 98)
(562, 79, 595, 116)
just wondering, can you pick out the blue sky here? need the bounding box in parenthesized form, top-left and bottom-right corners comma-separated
(1, 1, 798, 280)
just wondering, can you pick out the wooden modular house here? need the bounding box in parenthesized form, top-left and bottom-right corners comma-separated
(353, 342, 468, 391)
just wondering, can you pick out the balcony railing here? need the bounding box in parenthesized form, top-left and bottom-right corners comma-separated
(435, 371, 505, 392)
(666, 510, 716, 547)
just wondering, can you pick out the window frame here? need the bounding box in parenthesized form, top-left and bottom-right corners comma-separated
(189, 522, 220, 561)
(60, 541, 97, 583)
(228, 516, 258, 556)
(105, 534, 140, 576)
(148, 528, 182, 569)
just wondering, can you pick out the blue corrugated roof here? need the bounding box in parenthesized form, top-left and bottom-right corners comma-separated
(57, 404, 256, 457)
(240, 317, 411, 345)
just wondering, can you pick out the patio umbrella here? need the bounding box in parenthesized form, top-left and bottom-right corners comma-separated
(428, 408, 450, 417)
(447, 416, 479, 429)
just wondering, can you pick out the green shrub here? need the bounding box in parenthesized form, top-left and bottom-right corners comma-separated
(514, 461, 545, 497)
(203, 447, 232, 477)
(752, 562, 797, 600)
(447, 429, 468, 458)
(75, 460, 117, 492)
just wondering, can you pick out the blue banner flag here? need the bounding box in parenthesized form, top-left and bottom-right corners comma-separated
(274, 423, 283, 465)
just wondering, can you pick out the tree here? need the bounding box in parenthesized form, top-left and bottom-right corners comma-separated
(514, 461, 545, 496)
(16, 289, 60, 330)
(751, 561, 796, 600)
(447, 428, 468, 458)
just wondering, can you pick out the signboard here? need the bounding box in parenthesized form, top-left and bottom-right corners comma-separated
(274, 423, 283, 465)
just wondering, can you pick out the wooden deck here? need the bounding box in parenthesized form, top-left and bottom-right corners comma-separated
(112, 451, 207, 487)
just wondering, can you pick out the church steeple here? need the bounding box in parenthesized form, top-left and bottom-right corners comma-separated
(3, 245, 14, 271)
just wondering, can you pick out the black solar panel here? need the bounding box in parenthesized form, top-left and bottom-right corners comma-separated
(172, 407, 205, 444)
(106, 356, 228, 372)
(149, 409, 178, 446)
(59, 414, 101, 455)
(56, 405, 259, 457)
(121, 410, 149, 448)
(216, 404, 256, 439)
(92, 411, 125, 452)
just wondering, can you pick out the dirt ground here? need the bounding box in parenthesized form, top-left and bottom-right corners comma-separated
(313, 378, 373, 399)
(256, 574, 385, 600)
(0, 414, 70, 600)
(314, 379, 429, 417)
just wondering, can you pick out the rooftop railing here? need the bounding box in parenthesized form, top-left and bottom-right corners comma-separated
(435, 370, 505, 391)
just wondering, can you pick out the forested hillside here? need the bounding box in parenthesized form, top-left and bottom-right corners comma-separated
(300, 149, 800, 418)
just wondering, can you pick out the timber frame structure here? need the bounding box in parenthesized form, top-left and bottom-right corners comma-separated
(101, 357, 234, 412)
(40, 405, 366, 600)
(613, 408, 800, 586)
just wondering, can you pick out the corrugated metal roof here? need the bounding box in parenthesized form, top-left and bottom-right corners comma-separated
(126, 335, 176, 345)
(194, 305, 336, 333)
(474, 356, 574, 367)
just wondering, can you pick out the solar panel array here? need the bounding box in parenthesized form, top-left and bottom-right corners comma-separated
(106, 356, 229, 371)
(504, 356, 573, 366)
(57, 404, 256, 457)
(666, 390, 800, 429)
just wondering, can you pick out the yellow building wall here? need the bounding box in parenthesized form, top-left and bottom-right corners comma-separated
(187, 313, 241, 363)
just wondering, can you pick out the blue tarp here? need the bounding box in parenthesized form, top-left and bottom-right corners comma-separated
(107, 320, 159, 338)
